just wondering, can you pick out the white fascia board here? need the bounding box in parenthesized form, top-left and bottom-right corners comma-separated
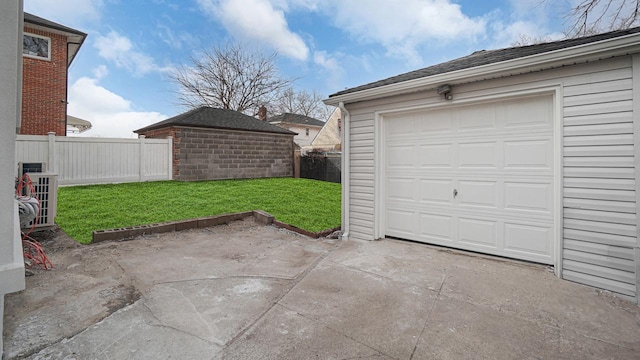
(324, 33, 640, 106)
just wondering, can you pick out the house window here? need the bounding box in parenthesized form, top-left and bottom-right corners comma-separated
(305, 128, 309, 136)
(23, 33, 51, 60)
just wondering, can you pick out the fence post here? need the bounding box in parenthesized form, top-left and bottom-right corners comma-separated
(139, 135, 145, 182)
(294, 149, 300, 178)
(47, 132, 55, 173)
(166, 136, 173, 180)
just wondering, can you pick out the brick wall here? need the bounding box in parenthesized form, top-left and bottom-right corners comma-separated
(20, 27, 67, 135)
(142, 126, 294, 181)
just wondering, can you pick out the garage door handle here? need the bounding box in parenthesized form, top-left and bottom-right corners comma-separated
(453, 189, 458, 198)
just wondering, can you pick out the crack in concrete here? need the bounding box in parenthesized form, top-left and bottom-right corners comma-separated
(276, 302, 395, 359)
(222, 241, 341, 351)
(154, 274, 295, 286)
(409, 271, 447, 360)
(141, 302, 219, 346)
(324, 258, 444, 296)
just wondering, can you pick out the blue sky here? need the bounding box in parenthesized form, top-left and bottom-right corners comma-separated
(24, 0, 570, 138)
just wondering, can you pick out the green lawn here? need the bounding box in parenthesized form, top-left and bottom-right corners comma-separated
(56, 178, 341, 244)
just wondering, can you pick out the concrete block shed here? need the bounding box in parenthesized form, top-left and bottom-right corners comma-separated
(135, 107, 296, 181)
(325, 28, 640, 303)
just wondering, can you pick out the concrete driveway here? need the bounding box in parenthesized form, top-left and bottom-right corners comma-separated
(4, 217, 640, 359)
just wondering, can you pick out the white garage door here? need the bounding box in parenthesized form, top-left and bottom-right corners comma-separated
(384, 95, 555, 264)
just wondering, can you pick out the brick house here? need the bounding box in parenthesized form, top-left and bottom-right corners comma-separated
(135, 107, 296, 181)
(21, 12, 86, 136)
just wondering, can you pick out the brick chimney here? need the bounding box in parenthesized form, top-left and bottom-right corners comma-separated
(257, 105, 267, 121)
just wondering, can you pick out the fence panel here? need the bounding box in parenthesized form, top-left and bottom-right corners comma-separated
(300, 152, 341, 183)
(16, 133, 173, 185)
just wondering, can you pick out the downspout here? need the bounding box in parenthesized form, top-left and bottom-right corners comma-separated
(64, 42, 70, 135)
(339, 102, 350, 241)
(64, 41, 82, 136)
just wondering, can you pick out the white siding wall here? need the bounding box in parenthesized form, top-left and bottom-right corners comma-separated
(345, 55, 638, 301)
(16, 134, 173, 185)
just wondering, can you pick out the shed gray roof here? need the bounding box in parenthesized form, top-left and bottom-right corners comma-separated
(135, 107, 296, 135)
(268, 113, 325, 127)
(329, 26, 640, 98)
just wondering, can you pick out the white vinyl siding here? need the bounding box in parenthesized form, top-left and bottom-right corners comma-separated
(561, 60, 636, 300)
(345, 55, 637, 301)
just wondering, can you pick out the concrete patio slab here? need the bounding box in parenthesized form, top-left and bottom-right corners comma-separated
(413, 295, 639, 360)
(224, 305, 388, 360)
(30, 301, 219, 360)
(143, 278, 290, 346)
(280, 261, 437, 359)
(4, 218, 640, 359)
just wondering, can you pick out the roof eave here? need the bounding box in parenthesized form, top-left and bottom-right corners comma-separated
(324, 32, 640, 106)
(23, 19, 87, 66)
(135, 124, 296, 136)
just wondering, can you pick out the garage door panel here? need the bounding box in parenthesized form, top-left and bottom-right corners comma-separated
(418, 213, 453, 241)
(457, 104, 497, 131)
(504, 140, 552, 169)
(418, 109, 453, 133)
(387, 145, 414, 168)
(387, 117, 415, 135)
(457, 180, 497, 208)
(458, 218, 498, 248)
(386, 178, 415, 201)
(504, 223, 552, 257)
(386, 209, 416, 237)
(502, 96, 553, 127)
(418, 144, 453, 167)
(419, 179, 452, 203)
(504, 182, 552, 213)
(385, 94, 554, 265)
(458, 142, 498, 168)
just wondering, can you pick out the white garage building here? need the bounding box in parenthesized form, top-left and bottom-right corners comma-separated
(325, 28, 640, 303)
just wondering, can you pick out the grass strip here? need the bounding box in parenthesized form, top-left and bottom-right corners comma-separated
(56, 178, 341, 244)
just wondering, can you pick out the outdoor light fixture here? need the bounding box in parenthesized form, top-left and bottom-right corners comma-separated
(436, 84, 453, 100)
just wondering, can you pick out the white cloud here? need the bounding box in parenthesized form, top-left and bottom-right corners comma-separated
(24, 0, 103, 27)
(295, 0, 486, 65)
(92, 64, 109, 79)
(196, 0, 309, 61)
(68, 77, 167, 138)
(94, 31, 174, 76)
(313, 51, 345, 90)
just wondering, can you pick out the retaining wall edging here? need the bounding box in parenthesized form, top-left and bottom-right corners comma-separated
(91, 210, 338, 243)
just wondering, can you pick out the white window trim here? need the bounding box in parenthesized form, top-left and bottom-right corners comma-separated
(23, 32, 51, 61)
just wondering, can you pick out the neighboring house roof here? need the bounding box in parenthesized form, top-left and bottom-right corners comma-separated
(327, 27, 640, 103)
(24, 12, 87, 65)
(66, 115, 92, 133)
(268, 113, 325, 127)
(135, 107, 297, 135)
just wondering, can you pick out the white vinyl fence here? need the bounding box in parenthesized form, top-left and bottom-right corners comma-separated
(16, 133, 173, 185)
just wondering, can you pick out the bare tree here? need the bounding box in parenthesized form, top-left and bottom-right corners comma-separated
(562, 0, 640, 37)
(511, 33, 554, 46)
(171, 42, 293, 116)
(272, 88, 334, 120)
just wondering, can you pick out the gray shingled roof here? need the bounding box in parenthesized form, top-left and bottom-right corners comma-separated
(330, 27, 640, 98)
(135, 107, 296, 135)
(268, 113, 325, 127)
(24, 12, 86, 36)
